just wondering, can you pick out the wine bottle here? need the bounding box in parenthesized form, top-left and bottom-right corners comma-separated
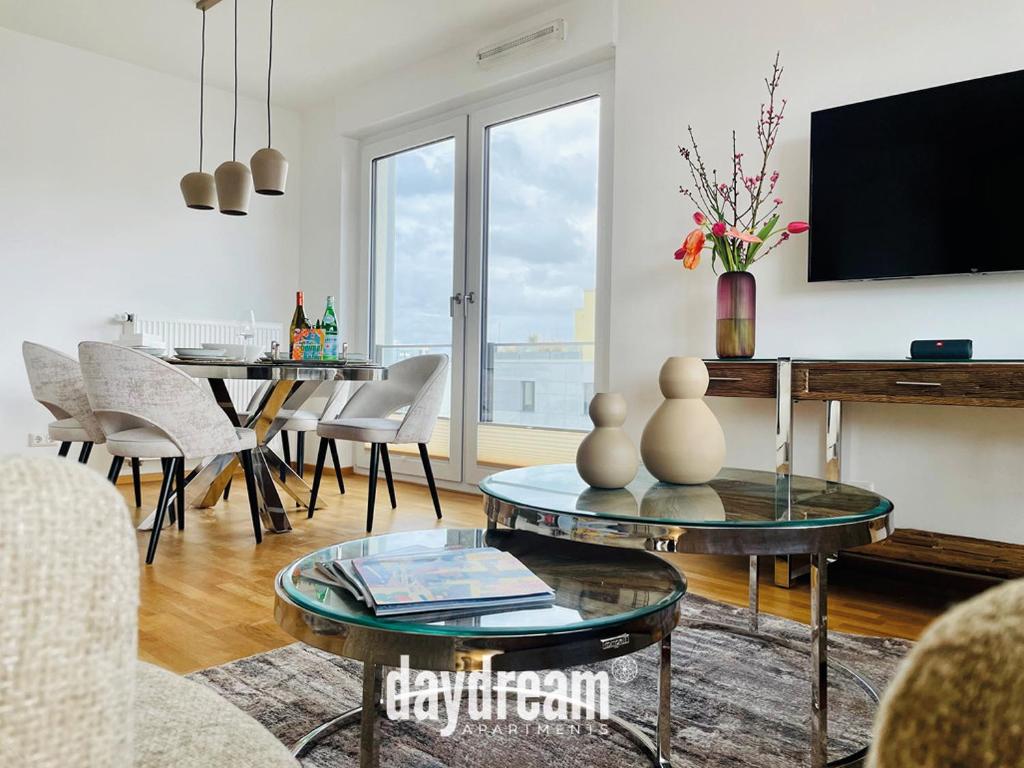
(289, 291, 310, 360)
(322, 296, 339, 360)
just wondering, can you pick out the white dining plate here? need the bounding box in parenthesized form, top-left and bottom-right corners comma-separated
(173, 347, 226, 358)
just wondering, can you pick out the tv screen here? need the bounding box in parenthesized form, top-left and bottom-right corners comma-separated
(808, 69, 1024, 281)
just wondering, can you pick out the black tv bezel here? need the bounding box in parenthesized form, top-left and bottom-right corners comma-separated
(807, 68, 1024, 283)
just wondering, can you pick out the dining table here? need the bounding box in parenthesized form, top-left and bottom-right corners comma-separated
(138, 358, 387, 533)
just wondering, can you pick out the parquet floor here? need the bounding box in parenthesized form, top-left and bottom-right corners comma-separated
(122, 472, 990, 674)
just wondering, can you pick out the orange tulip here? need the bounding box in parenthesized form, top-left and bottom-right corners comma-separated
(674, 228, 705, 270)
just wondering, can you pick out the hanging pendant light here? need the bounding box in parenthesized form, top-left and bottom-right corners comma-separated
(215, 0, 253, 215)
(180, 9, 215, 210)
(251, 0, 287, 195)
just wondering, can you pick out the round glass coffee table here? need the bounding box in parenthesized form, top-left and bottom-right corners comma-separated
(479, 465, 895, 768)
(275, 527, 686, 768)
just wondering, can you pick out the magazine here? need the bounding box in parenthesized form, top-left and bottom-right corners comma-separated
(308, 547, 555, 617)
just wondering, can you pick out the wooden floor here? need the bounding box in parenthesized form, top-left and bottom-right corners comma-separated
(124, 472, 993, 675)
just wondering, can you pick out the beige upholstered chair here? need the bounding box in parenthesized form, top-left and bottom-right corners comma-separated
(309, 353, 449, 532)
(78, 342, 262, 564)
(0, 455, 297, 768)
(23, 341, 144, 505)
(869, 578, 1024, 767)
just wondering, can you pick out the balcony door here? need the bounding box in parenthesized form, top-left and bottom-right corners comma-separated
(361, 70, 612, 486)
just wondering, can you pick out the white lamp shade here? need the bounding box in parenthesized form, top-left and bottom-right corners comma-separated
(250, 147, 288, 195)
(215, 160, 253, 216)
(180, 171, 216, 210)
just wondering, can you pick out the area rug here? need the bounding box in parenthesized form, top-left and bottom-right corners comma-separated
(189, 595, 911, 767)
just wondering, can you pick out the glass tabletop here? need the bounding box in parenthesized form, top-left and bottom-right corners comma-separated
(279, 528, 686, 637)
(480, 465, 893, 528)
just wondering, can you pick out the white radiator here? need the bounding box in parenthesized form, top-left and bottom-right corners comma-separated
(133, 316, 284, 410)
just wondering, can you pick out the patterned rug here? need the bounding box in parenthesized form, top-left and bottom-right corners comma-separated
(189, 595, 911, 767)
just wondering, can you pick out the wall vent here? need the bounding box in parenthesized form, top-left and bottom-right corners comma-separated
(476, 19, 566, 66)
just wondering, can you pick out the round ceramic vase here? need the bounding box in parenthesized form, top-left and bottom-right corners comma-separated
(640, 357, 726, 484)
(575, 392, 639, 489)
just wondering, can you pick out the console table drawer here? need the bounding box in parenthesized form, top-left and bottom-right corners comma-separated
(705, 362, 777, 398)
(799, 366, 1024, 405)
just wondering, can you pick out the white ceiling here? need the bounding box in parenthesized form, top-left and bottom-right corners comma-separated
(0, 0, 553, 109)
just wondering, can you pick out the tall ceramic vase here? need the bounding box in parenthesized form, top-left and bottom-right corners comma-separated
(640, 357, 726, 484)
(717, 271, 756, 359)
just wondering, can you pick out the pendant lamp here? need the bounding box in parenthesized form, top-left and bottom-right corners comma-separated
(251, 0, 288, 195)
(180, 9, 215, 210)
(215, 0, 253, 215)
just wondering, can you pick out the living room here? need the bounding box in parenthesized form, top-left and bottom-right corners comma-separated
(3, 1, 1022, 766)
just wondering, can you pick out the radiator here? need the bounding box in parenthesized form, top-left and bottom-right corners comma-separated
(134, 316, 284, 410)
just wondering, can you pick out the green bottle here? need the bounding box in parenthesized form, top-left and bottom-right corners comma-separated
(322, 296, 339, 360)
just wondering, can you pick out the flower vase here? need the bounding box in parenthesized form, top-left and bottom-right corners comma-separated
(716, 271, 756, 359)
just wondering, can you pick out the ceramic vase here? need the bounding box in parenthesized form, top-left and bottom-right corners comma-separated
(640, 357, 726, 484)
(717, 271, 756, 359)
(575, 392, 639, 489)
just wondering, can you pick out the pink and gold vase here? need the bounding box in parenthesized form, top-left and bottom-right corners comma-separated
(716, 271, 756, 359)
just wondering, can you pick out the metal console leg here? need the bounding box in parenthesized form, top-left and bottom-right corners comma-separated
(749, 556, 760, 632)
(825, 400, 842, 484)
(773, 357, 809, 588)
(810, 553, 829, 768)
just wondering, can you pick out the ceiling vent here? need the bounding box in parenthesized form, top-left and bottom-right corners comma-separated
(476, 19, 566, 66)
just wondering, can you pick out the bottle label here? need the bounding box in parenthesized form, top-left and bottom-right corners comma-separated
(291, 329, 325, 360)
(324, 332, 338, 360)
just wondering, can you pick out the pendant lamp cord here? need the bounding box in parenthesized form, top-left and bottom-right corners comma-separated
(266, 0, 274, 148)
(232, 0, 238, 162)
(199, 9, 206, 172)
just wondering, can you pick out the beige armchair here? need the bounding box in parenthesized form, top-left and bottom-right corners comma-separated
(0, 455, 297, 768)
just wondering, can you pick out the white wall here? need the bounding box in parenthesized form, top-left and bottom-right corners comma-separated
(0, 27, 301, 461)
(610, 0, 1024, 542)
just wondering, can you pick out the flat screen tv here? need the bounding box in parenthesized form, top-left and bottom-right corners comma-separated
(808, 69, 1024, 281)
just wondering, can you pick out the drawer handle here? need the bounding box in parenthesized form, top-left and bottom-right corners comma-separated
(709, 376, 743, 382)
(895, 380, 943, 387)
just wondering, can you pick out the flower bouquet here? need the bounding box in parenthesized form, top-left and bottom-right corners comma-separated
(674, 54, 808, 358)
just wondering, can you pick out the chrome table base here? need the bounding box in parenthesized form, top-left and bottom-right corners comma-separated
(137, 379, 323, 533)
(292, 636, 674, 768)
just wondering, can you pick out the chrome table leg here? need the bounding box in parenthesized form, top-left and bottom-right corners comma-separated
(657, 634, 673, 768)
(810, 552, 829, 768)
(360, 662, 383, 768)
(749, 556, 760, 633)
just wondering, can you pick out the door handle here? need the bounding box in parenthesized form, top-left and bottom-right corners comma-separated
(449, 293, 463, 318)
(463, 291, 476, 318)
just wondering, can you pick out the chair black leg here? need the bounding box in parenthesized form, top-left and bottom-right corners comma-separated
(238, 450, 263, 544)
(366, 444, 380, 533)
(106, 455, 125, 483)
(175, 457, 186, 531)
(57, 442, 71, 458)
(379, 444, 397, 509)
(296, 434, 305, 478)
(280, 431, 291, 482)
(328, 439, 346, 494)
(145, 459, 176, 564)
(131, 458, 142, 507)
(223, 478, 232, 500)
(308, 438, 329, 519)
(161, 458, 176, 526)
(78, 442, 93, 464)
(419, 443, 442, 520)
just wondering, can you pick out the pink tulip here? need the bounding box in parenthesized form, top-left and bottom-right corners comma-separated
(786, 221, 809, 234)
(711, 221, 727, 238)
(693, 212, 705, 225)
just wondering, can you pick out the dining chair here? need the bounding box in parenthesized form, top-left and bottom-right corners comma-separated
(308, 353, 449, 532)
(22, 341, 143, 506)
(78, 342, 263, 564)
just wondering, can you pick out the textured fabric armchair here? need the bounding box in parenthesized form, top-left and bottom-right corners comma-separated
(0, 455, 298, 768)
(869, 578, 1024, 767)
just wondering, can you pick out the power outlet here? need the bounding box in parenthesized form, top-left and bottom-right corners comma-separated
(27, 433, 57, 448)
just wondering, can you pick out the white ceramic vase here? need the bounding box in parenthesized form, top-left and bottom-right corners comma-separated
(640, 357, 726, 484)
(575, 392, 639, 489)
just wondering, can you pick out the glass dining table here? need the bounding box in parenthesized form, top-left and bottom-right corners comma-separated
(139, 359, 386, 533)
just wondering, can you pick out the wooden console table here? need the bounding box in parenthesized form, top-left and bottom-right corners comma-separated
(705, 357, 1024, 585)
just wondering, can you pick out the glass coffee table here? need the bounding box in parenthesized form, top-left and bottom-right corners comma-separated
(479, 465, 895, 768)
(274, 528, 686, 768)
